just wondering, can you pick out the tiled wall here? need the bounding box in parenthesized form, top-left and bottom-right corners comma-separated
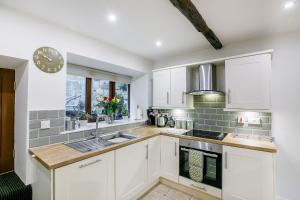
(29, 110, 145, 148)
(157, 94, 272, 136)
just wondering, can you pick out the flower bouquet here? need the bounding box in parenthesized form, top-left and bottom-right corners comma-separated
(97, 96, 120, 124)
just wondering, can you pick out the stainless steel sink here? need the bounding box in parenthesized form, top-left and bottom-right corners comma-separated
(65, 132, 138, 153)
(99, 131, 138, 141)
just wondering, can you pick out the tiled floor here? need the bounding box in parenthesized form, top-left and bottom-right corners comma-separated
(140, 184, 201, 200)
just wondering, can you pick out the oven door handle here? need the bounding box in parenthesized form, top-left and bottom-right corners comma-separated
(180, 147, 218, 158)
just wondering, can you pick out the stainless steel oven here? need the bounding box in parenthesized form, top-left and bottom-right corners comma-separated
(179, 139, 223, 189)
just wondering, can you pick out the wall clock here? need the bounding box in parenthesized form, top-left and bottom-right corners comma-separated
(33, 47, 64, 73)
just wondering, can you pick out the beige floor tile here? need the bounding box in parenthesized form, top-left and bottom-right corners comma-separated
(166, 189, 192, 200)
(152, 184, 171, 195)
(142, 191, 164, 200)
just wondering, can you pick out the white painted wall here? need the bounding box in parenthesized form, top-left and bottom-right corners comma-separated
(154, 30, 300, 200)
(0, 5, 153, 184)
(130, 74, 152, 120)
(0, 5, 152, 111)
(14, 62, 29, 183)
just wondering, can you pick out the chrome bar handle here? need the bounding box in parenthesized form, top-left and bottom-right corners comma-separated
(225, 151, 228, 169)
(182, 92, 185, 104)
(146, 144, 149, 160)
(79, 159, 101, 168)
(180, 147, 218, 158)
(175, 142, 177, 157)
(227, 89, 231, 104)
(167, 92, 169, 104)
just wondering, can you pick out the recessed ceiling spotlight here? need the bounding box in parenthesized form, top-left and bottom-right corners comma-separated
(107, 13, 117, 22)
(155, 40, 162, 47)
(284, 1, 295, 9)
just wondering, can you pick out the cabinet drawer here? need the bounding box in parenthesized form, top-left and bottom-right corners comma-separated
(179, 176, 222, 198)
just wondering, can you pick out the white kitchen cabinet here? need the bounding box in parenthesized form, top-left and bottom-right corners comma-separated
(170, 67, 191, 108)
(153, 67, 192, 108)
(153, 69, 171, 107)
(160, 136, 179, 182)
(148, 136, 161, 183)
(54, 151, 115, 200)
(116, 140, 148, 200)
(225, 54, 271, 110)
(223, 146, 275, 200)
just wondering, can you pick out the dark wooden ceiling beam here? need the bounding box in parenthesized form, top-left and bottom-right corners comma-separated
(169, 0, 223, 50)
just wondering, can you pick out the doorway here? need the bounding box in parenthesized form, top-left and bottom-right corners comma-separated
(0, 68, 15, 174)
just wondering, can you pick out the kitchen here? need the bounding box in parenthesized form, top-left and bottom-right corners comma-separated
(0, 0, 299, 200)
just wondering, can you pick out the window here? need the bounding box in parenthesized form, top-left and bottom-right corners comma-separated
(115, 82, 129, 111)
(66, 75, 130, 119)
(66, 75, 86, 118)
(91, 79, 109, 114)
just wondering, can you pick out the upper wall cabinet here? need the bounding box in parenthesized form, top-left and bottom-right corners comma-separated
(153, 67, 192, 108)
(225, 54, 272, 110)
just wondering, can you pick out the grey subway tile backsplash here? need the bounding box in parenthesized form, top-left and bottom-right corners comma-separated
(39, 127, 60, 137)
(29, 109, 146, 147)
(50, 118, 65, 127)
(69, 131, 84, 141)
(50, 134, 68, 144)
(38, 110, 59, 119)
(29, 120, 41, 129)
(29, 129, 39, 139)
(29, 137, 50, 148)
(155, 94, 272, 136)
(29, 111, 38, 120)
(58, 110, 65, 118)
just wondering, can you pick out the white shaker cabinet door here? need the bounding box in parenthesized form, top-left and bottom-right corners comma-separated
(170, 67, 188, 108)
(160, 136, 179, 183)
(223, 146, 275, 200)
(153, 70, 171, 107)
(55, 151, 115, 200)
(115, 140, 148, 200)
(148, 136, 161, 183)
(225, 54, 271, 110)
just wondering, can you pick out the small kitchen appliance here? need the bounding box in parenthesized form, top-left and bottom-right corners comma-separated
(147, 109, 156, 125)
(157, 114, 168, 127)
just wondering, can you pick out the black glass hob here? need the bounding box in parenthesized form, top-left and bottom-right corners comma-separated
(183, 130, 227, 140)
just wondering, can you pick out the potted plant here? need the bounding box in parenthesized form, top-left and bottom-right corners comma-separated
(97, 96, 120, 124)
(121, 106, 129, 120)
(78, 111, 88, 127)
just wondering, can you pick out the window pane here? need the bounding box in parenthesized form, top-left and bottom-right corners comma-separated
(91, 79, 109, 114)
(115, 82, 129, 112)
(66, 75, 86, 117)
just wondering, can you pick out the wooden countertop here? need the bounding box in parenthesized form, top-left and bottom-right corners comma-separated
(222, 133, 277, 153)
(29, 126, 277, 170)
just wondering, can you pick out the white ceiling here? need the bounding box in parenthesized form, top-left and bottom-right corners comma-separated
(1, 0, 300, 60)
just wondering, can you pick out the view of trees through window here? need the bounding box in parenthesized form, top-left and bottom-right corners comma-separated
(66, 75, 86, 118)
(115, 82, 129, 116)
(91, 79, 109, 114)
(66, 74, 129, 119)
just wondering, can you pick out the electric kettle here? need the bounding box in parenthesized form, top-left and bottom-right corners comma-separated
(157, 114, 168, 127)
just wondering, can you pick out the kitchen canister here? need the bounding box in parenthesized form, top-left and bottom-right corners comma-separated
(187, 119, 194, 130)
(181, 120, 187, 130)
(175, 120, 181, 129)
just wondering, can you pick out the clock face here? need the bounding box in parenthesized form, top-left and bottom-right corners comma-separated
(33, 47, 64, 73)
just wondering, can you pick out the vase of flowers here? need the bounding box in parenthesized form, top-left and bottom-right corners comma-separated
(97, 96, 120, 124)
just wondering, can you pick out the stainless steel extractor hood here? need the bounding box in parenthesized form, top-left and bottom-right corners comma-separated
(187, 64, 224, 95)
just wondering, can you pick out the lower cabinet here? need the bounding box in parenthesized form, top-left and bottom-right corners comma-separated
(160, 135, 179, 182)
(116, 140, 148, 200)
(54, 151, 115, 200)
(148, 136, 161, 184)
(222, 146, 275, 200)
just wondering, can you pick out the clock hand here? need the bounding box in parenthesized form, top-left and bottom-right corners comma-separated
(41, 54, 53, 62)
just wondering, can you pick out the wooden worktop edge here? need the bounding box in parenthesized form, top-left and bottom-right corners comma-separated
(29, 128, 277, 170)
